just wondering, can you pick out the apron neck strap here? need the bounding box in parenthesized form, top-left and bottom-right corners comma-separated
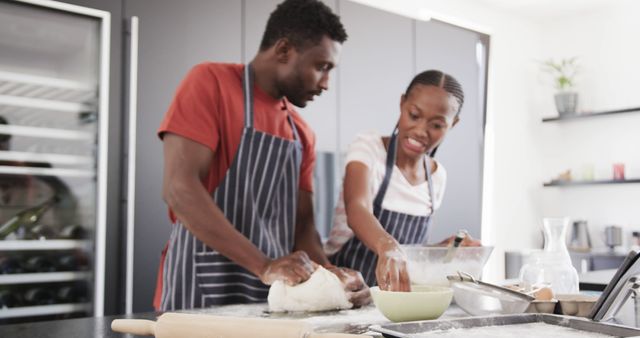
(373, 126, 436, 214)
(242, 64, 301, 143)
(242, 64, 255, 129)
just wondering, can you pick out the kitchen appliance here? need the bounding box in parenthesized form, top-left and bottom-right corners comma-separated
(370, 313, 640, 337)
(111, 312, 370, 338)
(604, 225, 623, 252)
(568, 220, 591, 252)
(0, 0, 110, 323)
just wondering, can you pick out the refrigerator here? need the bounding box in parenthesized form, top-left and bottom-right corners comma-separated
(0, 0, 111, 323)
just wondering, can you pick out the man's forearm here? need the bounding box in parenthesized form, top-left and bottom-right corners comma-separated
(294, 221, 330, 266)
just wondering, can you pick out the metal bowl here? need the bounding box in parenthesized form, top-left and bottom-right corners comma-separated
(402, 245, 494, 286)
(448, 273, 534, 316)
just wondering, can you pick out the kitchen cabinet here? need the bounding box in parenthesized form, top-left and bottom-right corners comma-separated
(414, 20, 488, 242)
(123, 0, 242, 314)
(337, 0, 414, 152)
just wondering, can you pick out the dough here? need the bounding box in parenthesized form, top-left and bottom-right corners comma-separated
(268, 266, 353, 312)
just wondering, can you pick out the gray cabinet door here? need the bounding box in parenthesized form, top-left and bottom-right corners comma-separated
(415, 20, 487, 242)
(244, 0, 339, 152)
(337, 0, 414, 152)
(124, 0, 242, 313)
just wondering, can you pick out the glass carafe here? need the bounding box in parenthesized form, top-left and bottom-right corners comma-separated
(520, 217, 579, 295)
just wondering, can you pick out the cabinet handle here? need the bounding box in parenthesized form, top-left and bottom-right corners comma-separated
(125, 16, 140, 315)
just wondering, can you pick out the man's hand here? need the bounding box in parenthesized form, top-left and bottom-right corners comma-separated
(326, 265, 371, 307)
(259, 251, 317, 286)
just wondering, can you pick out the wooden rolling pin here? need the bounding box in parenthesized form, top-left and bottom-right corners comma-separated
(111, 312, 371, 338)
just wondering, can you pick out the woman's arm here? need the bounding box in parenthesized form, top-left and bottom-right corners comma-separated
(343, 161, 410, 291)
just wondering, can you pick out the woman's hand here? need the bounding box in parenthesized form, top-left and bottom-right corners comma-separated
(375, 242, 411, 292)
(258, 251, 317, 286)
(436, 234, 482, 247)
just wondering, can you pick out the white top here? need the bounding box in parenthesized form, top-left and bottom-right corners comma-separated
(324, 130, 447, 256)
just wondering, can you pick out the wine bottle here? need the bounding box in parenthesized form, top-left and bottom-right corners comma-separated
(57, 224, 86, 240)
(24, 255, 56, 273)
(0, 196, 58, 239)
(0, 288, 23, 308)
(24, 224, 56, 240)
(56, 253, 88, 272)
(0, 255, 24, 274)
(24, 287, 55, 306)
(56, 283, 88, 303)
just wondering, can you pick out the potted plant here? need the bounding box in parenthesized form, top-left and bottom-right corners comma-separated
(541, 57, 579, 116)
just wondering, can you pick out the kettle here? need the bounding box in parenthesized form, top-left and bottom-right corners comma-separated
(568, 220, 591, 252)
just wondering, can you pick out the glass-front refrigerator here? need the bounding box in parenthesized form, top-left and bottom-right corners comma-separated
(0, 0, 110, 323)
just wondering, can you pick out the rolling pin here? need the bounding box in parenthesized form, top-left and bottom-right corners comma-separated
(111, 312, 371, 338)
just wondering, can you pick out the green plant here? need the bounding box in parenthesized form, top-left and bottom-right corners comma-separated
(541, 57, 579, 91)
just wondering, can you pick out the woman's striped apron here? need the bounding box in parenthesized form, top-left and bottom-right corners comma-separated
(330, 128, 435, 286)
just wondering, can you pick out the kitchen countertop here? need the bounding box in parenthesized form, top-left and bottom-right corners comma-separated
(0, 304, 472, 337)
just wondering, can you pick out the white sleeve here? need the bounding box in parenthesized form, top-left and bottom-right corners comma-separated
(344, 132, 379, 170)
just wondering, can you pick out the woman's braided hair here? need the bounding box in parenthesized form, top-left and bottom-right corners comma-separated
(404, 70, 465, 116)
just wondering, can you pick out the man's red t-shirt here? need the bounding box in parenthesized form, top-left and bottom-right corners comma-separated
(158, 62, 316, 223)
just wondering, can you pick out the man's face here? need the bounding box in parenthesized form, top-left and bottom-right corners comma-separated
(277, 36, 341, 108)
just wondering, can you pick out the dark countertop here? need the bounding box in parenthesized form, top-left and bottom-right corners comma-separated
(0, 312, 160, 338)
(0, 304, 470, 337)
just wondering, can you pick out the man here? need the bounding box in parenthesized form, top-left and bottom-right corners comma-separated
(155, 0, 370, 310)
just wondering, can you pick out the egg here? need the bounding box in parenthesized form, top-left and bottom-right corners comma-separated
(533, 287, 554, 301)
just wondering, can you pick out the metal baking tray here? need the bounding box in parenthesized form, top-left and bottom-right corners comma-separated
(370, 313, 640, 337)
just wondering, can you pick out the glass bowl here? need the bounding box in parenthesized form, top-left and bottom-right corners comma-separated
(401, 245, 494, 286)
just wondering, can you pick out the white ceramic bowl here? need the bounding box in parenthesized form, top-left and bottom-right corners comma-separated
(402, 246, 494, 286)
(370, 285, 453, 322)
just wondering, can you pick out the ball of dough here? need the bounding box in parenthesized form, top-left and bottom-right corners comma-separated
(268, 266, 353, 312)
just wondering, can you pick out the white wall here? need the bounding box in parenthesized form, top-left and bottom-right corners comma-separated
(535, 0, 640, 251)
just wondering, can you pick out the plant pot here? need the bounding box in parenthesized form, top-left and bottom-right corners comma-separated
(554, 92, 578, 116)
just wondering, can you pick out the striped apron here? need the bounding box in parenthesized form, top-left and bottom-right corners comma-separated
(330, 128, 436, 286)
(161, 64, 302, 310)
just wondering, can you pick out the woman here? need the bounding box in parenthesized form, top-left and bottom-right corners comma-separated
(325, 70, 477, 292)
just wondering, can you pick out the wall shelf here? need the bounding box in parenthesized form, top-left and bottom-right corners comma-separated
(542, 106, 640, 122)
(0, 271, 91, 285)
(0, 240, 90, 251)
(544, 179, 640, 187)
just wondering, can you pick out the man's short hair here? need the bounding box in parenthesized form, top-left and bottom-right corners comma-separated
(259, 0, 347, 51)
